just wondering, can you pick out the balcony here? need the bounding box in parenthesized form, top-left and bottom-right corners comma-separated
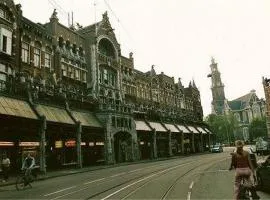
(98, 53, 118, 68)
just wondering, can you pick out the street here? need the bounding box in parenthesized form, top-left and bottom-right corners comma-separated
(0, 148, 269, 199)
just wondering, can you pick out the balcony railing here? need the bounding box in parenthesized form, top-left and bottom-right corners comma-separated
(98, 53, 118, 68)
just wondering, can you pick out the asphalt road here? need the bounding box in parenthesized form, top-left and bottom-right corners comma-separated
(0, 148, 269, 199)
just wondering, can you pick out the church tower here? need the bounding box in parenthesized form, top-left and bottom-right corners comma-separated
(207, 58, 226, 114)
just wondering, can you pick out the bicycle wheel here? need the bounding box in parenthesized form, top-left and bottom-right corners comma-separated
(16, 175, 26, 191)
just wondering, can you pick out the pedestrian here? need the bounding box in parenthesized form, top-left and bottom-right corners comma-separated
(229, 140, 260, 200)
(1, 154, 10, 182)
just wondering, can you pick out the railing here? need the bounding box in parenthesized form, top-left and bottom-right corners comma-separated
(98, 53, 118, 68)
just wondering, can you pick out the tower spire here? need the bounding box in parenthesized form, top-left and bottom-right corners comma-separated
(207, 58, 226, 114)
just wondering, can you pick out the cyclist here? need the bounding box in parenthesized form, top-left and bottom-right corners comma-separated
(229, 140, 260, 200)
(21, 153, 35, 184)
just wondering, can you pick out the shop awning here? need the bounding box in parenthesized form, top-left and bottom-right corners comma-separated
(36, 104, 75, 124)
(164, 124, 180, 133)
(71, 111, 102, 128)
(187, 126, 200, 133)
(148, 122, 167, 132)
(135, 120, 151, 131)
(203, 127, 213, 134)
(0, 96, 37, 119)
(197, 127, 208, 134)
(176, 125, 191, 133)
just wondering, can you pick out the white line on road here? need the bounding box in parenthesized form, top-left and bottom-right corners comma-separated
(187, 181, 194, 200)
(189, 181, 194, 189)
(44, 186, 77, 197)
(110, 172, 126, 177)
(130, 169, 141, 173)
(84, 178, 105, 185)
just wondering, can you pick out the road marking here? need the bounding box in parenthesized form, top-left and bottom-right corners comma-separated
(101, 162, 195, 200)
(130, 169, 141, 173)
(44, 186, 77, 197)
(189, 181, 194, 189)
(84, 178, 105, 185)
(187, 181, 194, 200)
(110, 172, 126, 177)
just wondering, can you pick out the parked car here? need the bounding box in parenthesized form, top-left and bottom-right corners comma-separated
(256, 155, 270, 192)
(211, 144, 223, 153)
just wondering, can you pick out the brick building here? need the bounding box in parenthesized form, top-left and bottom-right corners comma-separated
(0, 0, 212, 173)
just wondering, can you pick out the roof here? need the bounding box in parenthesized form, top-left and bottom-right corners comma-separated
(229, 91, 257, 110)
(228, 101, 242, 110)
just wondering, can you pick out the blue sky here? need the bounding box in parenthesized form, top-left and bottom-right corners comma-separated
(14, 0, 270, 116)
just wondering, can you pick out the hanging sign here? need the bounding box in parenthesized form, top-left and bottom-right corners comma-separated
(55, 141, 63, 148)
(89, 142, 94, 146)
(19, 142, 40, 146)
(0, 141, 14, 146)
(96, 142, 104, 146)
(65, 140, 76, 147)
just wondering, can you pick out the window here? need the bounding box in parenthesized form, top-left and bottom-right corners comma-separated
(44, 52, 51, 68)
(0, 28, 12, 55)
(34, 48, 40, 67)
(21, 42, 29, 63)
(61, 64, 67, 76)
(104, 69, 108, 84)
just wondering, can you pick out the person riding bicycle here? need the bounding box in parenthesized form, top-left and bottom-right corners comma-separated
(229, 140, 260, 200)
(21, 153, 35, 183)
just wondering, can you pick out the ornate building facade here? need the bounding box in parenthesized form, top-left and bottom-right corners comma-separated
(0, 0, 212, 173)
(208, 59, 265, 141)
(262, 77, 270, 143)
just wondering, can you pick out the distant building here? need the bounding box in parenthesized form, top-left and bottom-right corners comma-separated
(208, 59, 265, 141)
(262, 77, 270, 141)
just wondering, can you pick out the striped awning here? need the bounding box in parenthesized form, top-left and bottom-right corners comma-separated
(36, 104, 75, 124)
(164, 124, 180, 133)
(71, 111, 102, 128)
(197, 127, 208, 134)
(177, 125, 191, 133)
(0, 96, 37, 119)
(135, 120, 151, 131)
(187, 126, 200, 133)
(203, 127, 213, 134)
(148, 122, 167, 132)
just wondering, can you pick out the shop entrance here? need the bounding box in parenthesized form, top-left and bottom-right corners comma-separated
(114, 132, 132, 163)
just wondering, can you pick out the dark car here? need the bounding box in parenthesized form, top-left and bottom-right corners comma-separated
(256, 155, 270, 192)
(211, 144, 223, 153)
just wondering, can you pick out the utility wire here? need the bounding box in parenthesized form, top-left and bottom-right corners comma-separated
(103, 0, 134, 43)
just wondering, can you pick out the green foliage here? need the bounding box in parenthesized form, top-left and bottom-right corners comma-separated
(205, 113, 238, 144)
(248, 117, 267, 141)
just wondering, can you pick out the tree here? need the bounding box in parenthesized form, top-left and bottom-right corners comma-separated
(248, 117, 267, 141)
(205, 113, 238, 144)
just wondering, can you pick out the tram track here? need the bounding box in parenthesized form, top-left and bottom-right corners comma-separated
(84, 156, 229, 200)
